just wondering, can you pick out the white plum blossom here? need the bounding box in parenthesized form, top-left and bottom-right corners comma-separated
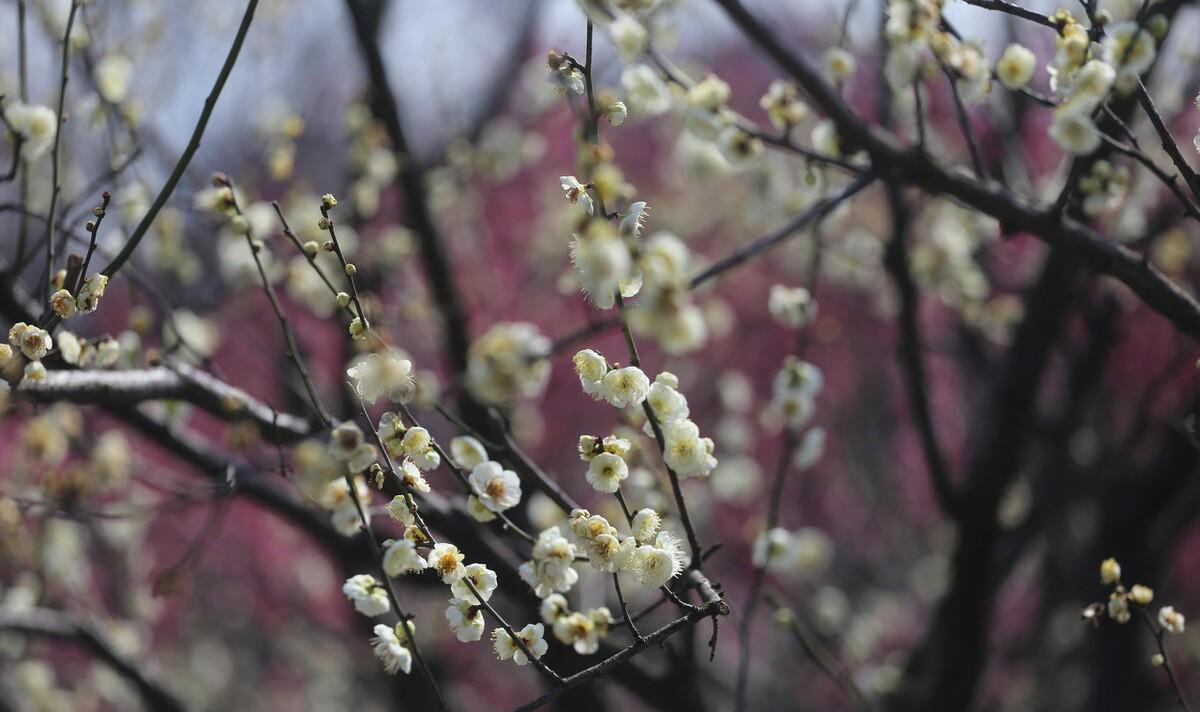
(621, 65, 673, 116)
(347, 351, 414, 404)
(610, 14, 648, 61)
(469, 461, 522, 513)
(449, 436, 489, 470)
(520, 526, 580, 598)
(343, 574, 390, 617)
(662, 419, 717, 478)
(633, 531, 685, 588)
(446, 599, 486, 642)
(768, 285, 818, 328)
(382, 539, 428, 577)
(574, 348, 610, 397)
(370, 623, 413, 675)
(599, 366, 650, 408)
(6, 102, 57, 160)
(451, 563, 499, 603)
(428, 543, 466, 584)
(492, 623, 549, 666)
(586, 452, 629, 493)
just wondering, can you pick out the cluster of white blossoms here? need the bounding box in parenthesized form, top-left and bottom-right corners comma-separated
(346, 350, 414, 405)
(7, 323, 55, 384)
(910, 201, 997, 311)
(4, 101, 58, 160)
(752, 527, 834, 579)
(647, 371, 718, 478)
(567, 508, 685, 588)
(328, 422, 378, 473)
(1078, 159, 1131, 218)
(465, 321, 551, 405)
(768, 285, 818, 329)
(377, 412, 441, 472)
(1085, 557, 1186, 639)
(519, 526, 580, 598)
(579, 433, 633, 493)
(319, 472, 373, 536)
(48, 274, 109, 320)
(765, 356, 824, 431)
(540, 593, 615, 655)
(573, 349, 650, 408)
(882, 0, 947, 91)
(626, 232, 708, 354)
(567, 213, 646, 310)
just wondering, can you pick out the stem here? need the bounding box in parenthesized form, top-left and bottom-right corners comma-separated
(102, 0, 261, 279)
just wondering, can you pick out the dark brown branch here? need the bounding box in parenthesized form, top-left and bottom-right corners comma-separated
(511, 598, 729, 712)
(883, 187, 959, 515)
(102, 0, 261, 278)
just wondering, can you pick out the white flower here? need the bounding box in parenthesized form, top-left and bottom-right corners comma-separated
(646, 376, 689, 425)
(1109, 594, 1131, 623)
(446, 599, 485, 642)
(633, 531, 685, 588)
(77, 274, 109, 314)
(600, 366, 650, 408)
(793, 427, 827, 470)
(370, 623, 413, 674)
(450, 563, 499, 602)
(574, 349, 609, 396)
(631, 509, 661, 544)
(347, 351, 414, 404)
(6, 102, 57, 160)
(570, 226, 633, 309)
(382, 539, 428, 577)
(23, 360, 47, 383)
(520, 526, 580, 598)
(492, 623, 548, 666)
(760, 80, 809, 129)
(812, 119, 842, 157)
(469, 461, 522, 512)
(343, 574, 390, 617)
(586, 452, 629, 494)
(553, 611, 604, 654)
(399, 427, 441, 471)
(428, 543, 466, 583)
(94, 54, 134, 103)
(621, 65, 673, 116)
(329, 422, 375, 471)
(1159, 606, 1186, 634)
(1100, 557, 1122, 585)
(540, 593, 570, 624)
(996, 44, 1036, 90)
(687, 74, 731, 111)
(467, 495, 498, 522)
(662, 419, 717, 478)
(753, 527, 833, 578)
(610, 14, 648, 61)
(768, 285, 818, 328)
(50, 289, 76, 319)
(56, 331, 81, 365)
(605, 101, 628, 126)
(560, 175, 594, 215)
(397, 459, 431, 493)
(386, 495, 415, 525)
(1102, 22, 1156, 81)
(1049, 107, 1100, 156)
(450, 436, 488, 470)
(823, 47, 856, 82)
(466, 322, 552, 405)
(10, 323, 52, 360)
